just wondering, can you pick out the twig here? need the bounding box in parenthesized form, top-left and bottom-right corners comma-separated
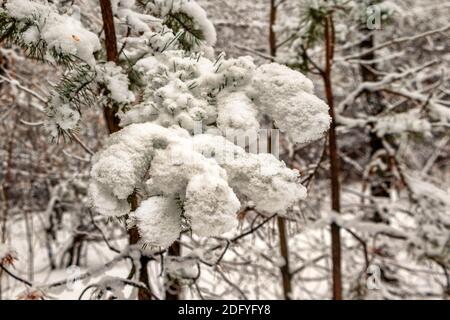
(68, 132, 94, 156)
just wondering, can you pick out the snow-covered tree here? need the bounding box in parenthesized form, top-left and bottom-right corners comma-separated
(0, 0, 330, 245)
(0, 0, 334, 300)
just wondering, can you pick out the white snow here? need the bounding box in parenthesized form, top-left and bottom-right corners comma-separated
(89, 120, 310, 242)
(216, 92, 260, 142)
(250, 63, 331, 144)
(184, 173, 240, 237)
(133, 196, 182, 248)
(375, 110, 431, 136)
(193, 134, 308, 214)
(44, 96, 81, 134)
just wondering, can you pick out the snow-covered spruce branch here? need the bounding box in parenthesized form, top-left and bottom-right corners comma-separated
(0, 0, 99, 138)
(83, 1, 329, 249)
(78, 277, 156, 300)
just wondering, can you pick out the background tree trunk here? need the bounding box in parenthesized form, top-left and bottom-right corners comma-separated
(269, 0, 292, 300)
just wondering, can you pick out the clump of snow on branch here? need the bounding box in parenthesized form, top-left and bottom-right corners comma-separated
(145, 0, 217, 45)
(184, 174, 240, 237)
(89, 120, 312, 246)
(113, 0, 180, 54)
(375, 110, 431, 137)
(216, 92, 260, 140)
(89, 123, 240, 242)
(4, 0, 101, 65)
(119, 52, 329, 145)
(133, 196, 182, 248)
(192, 134, 307, 214)
(96, 62, 136, 104)
(89, 180, 131, 217)
(44, 96, 81, 136)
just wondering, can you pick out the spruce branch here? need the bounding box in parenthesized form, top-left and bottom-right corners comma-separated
(53, 64, 98, 112)
(137, 0, 207, 51)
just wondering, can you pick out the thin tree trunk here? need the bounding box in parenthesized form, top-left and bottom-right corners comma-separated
(269, 0, 292, 300)
(277, 217, 292, 299)
(323, 14, 342, 300)
(269, 0, 277, 61)
(99, 0, 121, 133)
(98, 0, 151, 300)
(99, 0, 118, 63)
